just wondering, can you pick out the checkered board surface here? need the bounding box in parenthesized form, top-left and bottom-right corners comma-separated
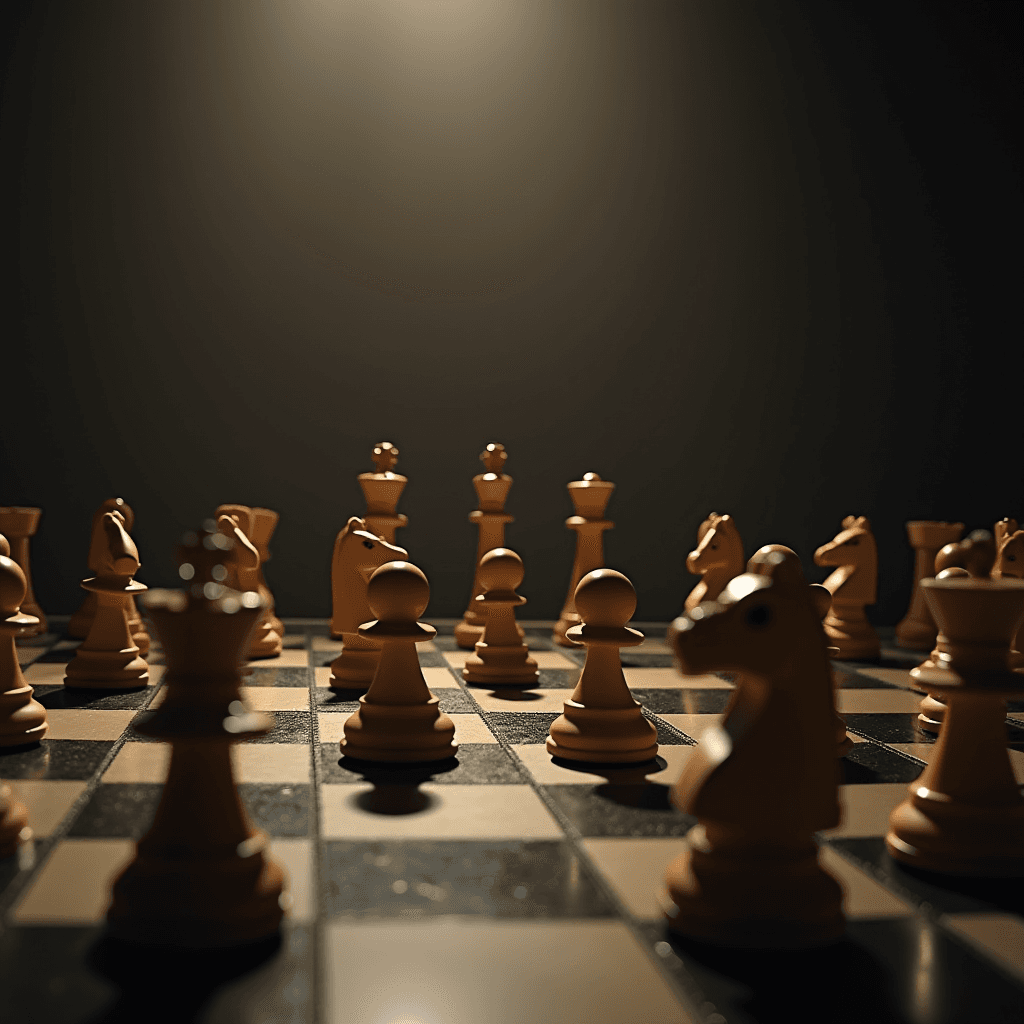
(2, 620, 1023, 1024)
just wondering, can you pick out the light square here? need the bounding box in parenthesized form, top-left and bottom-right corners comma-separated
(103, 742, 170, 783)
(514, 743, 693, 786)
(43, 709, 138, 741)
(12, 838, 135, 924)
(822, 783, 909, 839)
(625, 667, 732, 690)
(270, 838, 312, 923)
(323, 918, 695, 1024)
(657, 714, 720, 742)
(817, 846, 913, 919)
(320, 783, 564, 840)
(450, 713, 498, 744)
(251, 649, 308, 668)
(581, 837, 682, 919)
(889, 743, 1024, 784)
(836, 689, 925, 714)
(423, 666, 461, 689)
(240, 686, 310, 712)
(103, 742, 312, 784)
(943, 912, 1024, 981)
(5, 780, 86, 838)
(470, 689, 575, 714)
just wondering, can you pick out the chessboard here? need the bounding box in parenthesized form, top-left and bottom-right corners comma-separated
(2, 619, 1023, 1024)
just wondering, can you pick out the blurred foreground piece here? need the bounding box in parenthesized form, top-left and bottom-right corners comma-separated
(552, 473, 615, 647)
(547, 569, 657, 764)
(814, 515, 880, 660)
(0, 507, 46, 638)
(69, 498, 150, 655)
(0, 533, 47, 746)
(64, 511, 148, 690)
(107, 527, 286, 946)
(340, 561, 457, 763)
(455, 443, 519, 649)
(0, 783, 31, 858)
(887, 558, 1024, 876)
(664, 546, 844, 947)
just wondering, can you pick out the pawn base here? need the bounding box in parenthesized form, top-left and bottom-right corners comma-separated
(886, 793, 1024, 876)
(107, 830, 285, 947)
(341, 695, 458, 763)
(917, 692, 947, 734)
(0, 686, 48, 747)
(823, 621, 880, 661)
(463, 643, 539, 687)
(454, 617, 485, 650)
(547, 700, 658, 764)
(64, 647, 148, 690)
(248, 623, 283, 660)
(664, 825, 845, 948)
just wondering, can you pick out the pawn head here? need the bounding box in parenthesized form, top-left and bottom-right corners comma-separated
(574, 568, 636, 628)
(0, 538, 27, 617)
(747, 545, 807, 589)
(367, 561, 429, 623)
(478, 547, 524, 593)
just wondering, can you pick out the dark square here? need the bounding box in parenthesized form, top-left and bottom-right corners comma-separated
(844, 713, 938, 744)
(244, 666, 310, 687)
(620, 653, 676, 668)
(840, 743, 925, 784)
(68, 783, 161, 838)
(834, 669, 901, 689)
(33, 684, 155, 711)
(320, 839, 616, 919)
(0, 740, 114, 781)
(416, 650, 447, 668)
(485, 712, 560, 744)
(239, 783, 310, 837)
(319, 743, 524, 785)
(543, 781, 696, 838)
(632, 688, 733, 715)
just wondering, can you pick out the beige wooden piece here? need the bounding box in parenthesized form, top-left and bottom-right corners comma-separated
(887, 569, 1024, 876)
(251, 507, 285, 637)
(455, 444, 519, 649)
(328, 517, 407, 687)
(64, 512, 149, 690)
(0, 533, 47, 747)
(664, 546, 844, 947)
(547, 569, 658, 764)
(462, 548, 538, 687)
(0, 782, 31, 857)
(107, 525, 285, 946)
(813, 515, 880, 660)
(217, 506, 282, 659)
(552, 473, 615, 647)
(683, 513, 744, 613)
(993, 519, 1024, 668)
(895, 521, 965, 651)
(0, 507, 46, 637)
(340, 562, 457, 763)
(69, 498, 150, 655)
(359, 441, 407, 544)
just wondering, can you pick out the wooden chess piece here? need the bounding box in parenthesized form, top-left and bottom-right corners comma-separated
(813, 515, 880, 660)
(455, 443, 522, 649)
(552, 473, 615, 647)
(69, 498, 150, 655)
(886, 562, 1024, 876)
(993, 520, 1024, 668)
(895, 521, 964, 650)
(216, 507, 282, 659)
(0, 534, 48, 747)
(251, 507, 285, 638)
(359, 441, 408, 544)
(107, 527, 286, 946)
(328, 517, 407, 687)
(663, 546, 844, 947)
(916, 531, 994, 732)
(0, 783, 31, 858)
(64, 512, 149, 690)
(0, 507, 46, 638)
(546, 569, 658, 764)
(340, 561, 457, 763)
(462, 548, 539, 687)
(683, 513, 744, 613)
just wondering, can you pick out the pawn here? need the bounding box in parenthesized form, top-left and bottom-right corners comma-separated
(462, 549, 539, 687)
(0, 783, 31, 858)
(69, 498, 151, 655)
(0, 507, 46, 638)
(217, 509, 282, 659)
(546, 569, 658, 764)
(0, 534, 48, 746)
(64, 512, 149, 690)
(341, 562, 457, 763)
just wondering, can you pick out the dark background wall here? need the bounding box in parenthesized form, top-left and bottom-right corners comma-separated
(1, 1, 1021, 624)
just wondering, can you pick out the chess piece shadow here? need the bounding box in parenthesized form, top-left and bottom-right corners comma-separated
(550, 755, 672, 811)
(86, 931, 282, 1024)
(341, 756, 458, 815)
